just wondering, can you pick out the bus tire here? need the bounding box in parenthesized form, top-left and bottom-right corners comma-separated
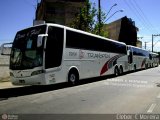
(134, 65, 136, 71)
(119, 66, 123, 75)
(68, 69, 79, 86)
(114, 67, 119, 77)
(145, 64, 148, 69)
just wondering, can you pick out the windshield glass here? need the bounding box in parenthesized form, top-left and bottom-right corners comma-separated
(10, 25, 46, 70)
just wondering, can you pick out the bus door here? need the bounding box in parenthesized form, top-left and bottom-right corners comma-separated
(127, 47, 133, 64)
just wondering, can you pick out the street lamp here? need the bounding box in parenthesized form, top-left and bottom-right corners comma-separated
(105, 10, 124, 22)
(98, 2, 117, 35)
(106, 3, 117, 18)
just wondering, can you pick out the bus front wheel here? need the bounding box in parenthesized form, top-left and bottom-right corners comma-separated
(68, 70, 79, 86)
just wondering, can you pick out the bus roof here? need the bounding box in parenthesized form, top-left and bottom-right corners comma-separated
(17, 23, 126, 46)
(127, 45, 148, 51)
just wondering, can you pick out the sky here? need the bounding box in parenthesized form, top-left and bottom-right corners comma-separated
(0, 0, 160, 51)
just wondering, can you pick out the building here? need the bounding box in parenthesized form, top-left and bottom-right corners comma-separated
(104, 16, 139, 47)
(35, 0, 85, 26)
(136, 40, 142, 48)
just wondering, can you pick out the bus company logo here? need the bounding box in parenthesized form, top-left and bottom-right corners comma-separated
(1, 114, 18, 120)
(79, 50, 85, 59)
(2, 114, 8, 120)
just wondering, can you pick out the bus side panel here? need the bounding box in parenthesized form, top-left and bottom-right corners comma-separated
(132, 56, 148, 70)
(117, 55, 129, 72)
(64, 48, 128, 80)
(45, 67, 67, 84)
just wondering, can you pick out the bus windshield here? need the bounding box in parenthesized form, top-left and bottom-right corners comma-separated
(10, 25, 46, 70)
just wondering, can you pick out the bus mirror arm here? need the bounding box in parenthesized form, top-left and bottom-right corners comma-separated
(1, 42, 13, 56)
(37, 34, 48, 47)
(127, 50, 130, 56)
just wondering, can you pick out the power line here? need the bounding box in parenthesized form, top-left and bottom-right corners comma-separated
(123, 0, 160, 50)
(130, 0, 152, 30)
(132, 0, 159, 33)
(131, 0, 160, 46)
(133, 0, 160, 46)
(153, 39, 160, 46)
(123, 0, 152, 33)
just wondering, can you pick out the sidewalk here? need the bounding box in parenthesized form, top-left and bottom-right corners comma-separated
(0, 78, 22, 89)
(0, 81, 17, 89)
(0, 65, 23, 89)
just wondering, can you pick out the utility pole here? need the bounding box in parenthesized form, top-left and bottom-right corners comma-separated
(152, 34, 160, 52)
(152, 35, 153, 52)
(98, 0, 101, 35)
(144, 42, 148, 50)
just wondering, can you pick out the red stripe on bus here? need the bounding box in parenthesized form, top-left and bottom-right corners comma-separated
(100, 55, 122, 76)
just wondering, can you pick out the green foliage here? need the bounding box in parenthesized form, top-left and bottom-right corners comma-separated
(70, 0, 95, 32)
(92, 9, 108, 37)
(70, 0, 108, 38)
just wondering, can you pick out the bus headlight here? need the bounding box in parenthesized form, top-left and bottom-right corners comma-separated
(31, 70, 44, 76)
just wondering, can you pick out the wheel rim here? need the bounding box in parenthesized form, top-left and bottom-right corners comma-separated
(120, 68, 123, 74)
(70, 74, 76, 83)
(134, 66, 136, 71)
(115, 68, 118, 76)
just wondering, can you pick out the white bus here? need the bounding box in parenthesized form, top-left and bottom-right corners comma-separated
(9, 23, 129, 85)
(149, 52, 159, 67)
(127, 45, 150, 71)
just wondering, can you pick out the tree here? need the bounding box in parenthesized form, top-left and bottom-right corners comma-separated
(70, 0, 96, 32)
(70, 0, 108, 38)
(92, 9, 108, 37)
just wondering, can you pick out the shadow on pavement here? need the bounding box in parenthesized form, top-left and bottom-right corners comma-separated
(0, 74, 115, 100)
(0, 68, 144, 101)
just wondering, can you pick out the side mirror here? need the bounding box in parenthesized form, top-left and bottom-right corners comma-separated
(1, 42, 13, 56)
(37, 34, 48, 47)
(127, 50, 130, 56)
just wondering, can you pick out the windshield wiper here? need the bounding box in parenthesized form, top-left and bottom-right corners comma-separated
(14, 51, 22, 67)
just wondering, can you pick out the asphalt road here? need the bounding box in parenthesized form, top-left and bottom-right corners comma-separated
(0, 67, 160, 115)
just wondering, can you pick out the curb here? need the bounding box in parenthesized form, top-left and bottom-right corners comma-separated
(0, 81, 21, 90)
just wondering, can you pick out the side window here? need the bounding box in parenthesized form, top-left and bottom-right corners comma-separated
(45, 26, 64, 69)
(66, 30, 126, 54)
(149, 54, 152, 60)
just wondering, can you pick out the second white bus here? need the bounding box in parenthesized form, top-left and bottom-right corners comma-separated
(127, 45, 150, 71)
